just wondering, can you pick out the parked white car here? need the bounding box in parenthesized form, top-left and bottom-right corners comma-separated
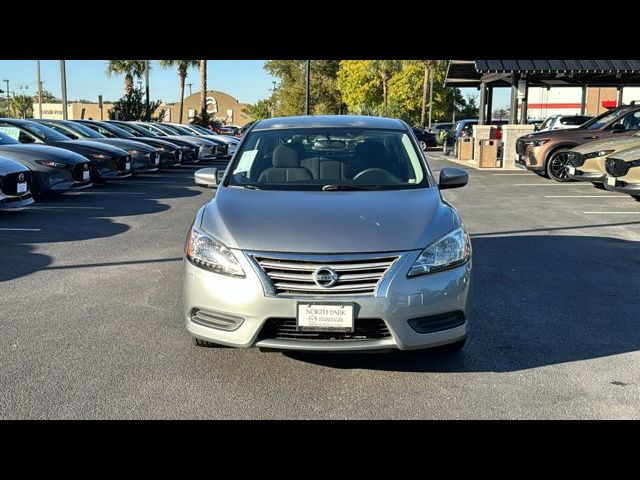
(536, 114, 593, 132)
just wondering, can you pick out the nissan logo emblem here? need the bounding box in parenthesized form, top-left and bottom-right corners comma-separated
(312, 267, 339, 288)
(18, 173, 24, 182)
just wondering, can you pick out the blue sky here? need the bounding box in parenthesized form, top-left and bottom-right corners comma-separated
(0, 59, 510, 110)
(0, 60, 277, 104)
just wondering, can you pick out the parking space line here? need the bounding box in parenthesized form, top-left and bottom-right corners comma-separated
(29, 206, 105, 210)
(512, 183, 593, 187)
(545, 195, 622, 198)
(493, 173, 530, 176)
(583, 211, 640, 214)
(64, 191, 146, 195)
(0, 227, 41, 231)
(109, 180, 185, 185)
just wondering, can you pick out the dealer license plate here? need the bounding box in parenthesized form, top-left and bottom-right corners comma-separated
(607, 176, 617, 187)
(83, 170, 90, 181)
(16, 182, 27, 194)
(568, 166, 576, 175)
(125, 162, 131, 171)
(297, 303, 354, 332)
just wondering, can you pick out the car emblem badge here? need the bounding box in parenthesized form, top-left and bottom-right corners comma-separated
(313, 267, 339, 288)
(18, 173, 24, 182)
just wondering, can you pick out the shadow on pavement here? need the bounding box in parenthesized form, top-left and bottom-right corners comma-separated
(285, 234, 640, 372)
(0, 169, 202, 282)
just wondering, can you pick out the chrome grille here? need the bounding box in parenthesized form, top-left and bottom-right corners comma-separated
(253, 254, 398, 296)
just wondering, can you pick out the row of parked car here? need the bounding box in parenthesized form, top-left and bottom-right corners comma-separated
(516, 103, 640, 198)
(0, 118, 241, 209)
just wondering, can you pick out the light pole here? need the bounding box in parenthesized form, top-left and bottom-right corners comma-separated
(3, 79, 9, 117)
(144, 60, 150, 122)
(60, 61, 68, 120)
(36, 61, 44, 118)
(187, 83, 193, 96)
(305, 60, 311, 115)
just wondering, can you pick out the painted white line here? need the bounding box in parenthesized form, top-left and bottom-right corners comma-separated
(65, 191, 146, 195)
(30, 206, 105, 210)
(0, 227, 41, 231)
(493, 173, 531, 176)
(109, 180, 184, 185)
(513, 183, 592, 186)
(583, 211, 640, 214)
(546, 195, 622, 198)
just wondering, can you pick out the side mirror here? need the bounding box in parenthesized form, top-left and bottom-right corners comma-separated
(194, 167, 219, 188)
(439, 167, 468, 189)
(611, 123, 626, 132)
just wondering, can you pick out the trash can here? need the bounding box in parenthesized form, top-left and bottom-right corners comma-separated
(478, 139, 501, 168)
(457, 137, 474, 161)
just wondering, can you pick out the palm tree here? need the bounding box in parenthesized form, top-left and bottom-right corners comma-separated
(368, 60, 401, 114)
(421, 60, 438, 127)
(159, 60, 198, 123)
(105, 60, 147, 95)
(199, 60, 207, 126)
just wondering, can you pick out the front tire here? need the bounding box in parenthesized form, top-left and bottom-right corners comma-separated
(546, 149, 573, 182)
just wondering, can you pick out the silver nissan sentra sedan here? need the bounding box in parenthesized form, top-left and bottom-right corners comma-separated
(184, 115, 471, 352)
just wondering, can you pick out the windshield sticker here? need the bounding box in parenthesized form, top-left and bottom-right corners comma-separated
(233, 149, 258, 174)
(0, 126, 21, 140)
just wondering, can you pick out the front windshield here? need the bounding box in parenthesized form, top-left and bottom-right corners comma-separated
(227, 127, 429, 191)
(136, 123, 166, 136)
(0, 131, 20, 145)
(19, 122, 69, 141)
(538, 117, 553, 130)
(581, 109, 625, 130)
(166, 124, 194, 135)
(153, 124, 180, 135)
(62, 122, 105, 138)
(114, 123, 146, 136)
(189, 124, 212, 135)
(98, 123, 133, 138)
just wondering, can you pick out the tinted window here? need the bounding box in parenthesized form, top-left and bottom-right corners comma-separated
(559, 116, 591, 126)
(611, 111, 640, 131)
(583, 109, 626, 130)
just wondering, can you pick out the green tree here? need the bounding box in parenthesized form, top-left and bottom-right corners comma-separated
(11, 94, 33, 118)
(159, 60, 198, 124)
(243, 98, 273, 120)
(368, 60, 402, 113)
(32, 88, 59, 103)
(458, 94, 479, 119)
(105, 60, 147, 95)
(336, 60, 381, 113)
(387, 61, 424, 125)
(199, 60, 208, 126)
(421, 60, 438, 126)
(108, 88, 164, 122)
(264, 60, 343, 116)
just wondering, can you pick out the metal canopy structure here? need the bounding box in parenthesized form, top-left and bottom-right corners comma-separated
(444, 60, 640, 125)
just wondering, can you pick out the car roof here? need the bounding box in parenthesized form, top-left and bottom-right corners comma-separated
(253, 115, 406, 131)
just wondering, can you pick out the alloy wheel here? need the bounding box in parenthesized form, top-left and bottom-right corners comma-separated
(547, 151, 572, 182)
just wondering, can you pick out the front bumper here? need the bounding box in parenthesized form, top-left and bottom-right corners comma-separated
(567, 169, 606, 183)
(0, 193, 34, 208)
(604, 178, 640, 195)
(518, 145, 544, 171)
(183, 250, 471, 352)
(131, 153, 160, 173)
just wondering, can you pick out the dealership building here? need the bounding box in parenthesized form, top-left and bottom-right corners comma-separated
(32, 90, 253, 125)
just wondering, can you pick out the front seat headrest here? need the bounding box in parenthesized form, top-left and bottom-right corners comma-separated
(272, 144, 299, 168)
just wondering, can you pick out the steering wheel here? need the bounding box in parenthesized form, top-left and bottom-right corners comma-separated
(353, 168, 400, 183)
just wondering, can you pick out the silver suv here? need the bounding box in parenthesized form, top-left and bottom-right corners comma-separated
(183, 115, 472, 352)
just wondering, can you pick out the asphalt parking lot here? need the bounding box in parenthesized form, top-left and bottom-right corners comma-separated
(1, 156, 639, 419)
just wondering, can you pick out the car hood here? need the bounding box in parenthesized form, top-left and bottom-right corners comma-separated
(606, 145, 640, 162)
(50, 140, 128, 156)
(200, 187, 454, 253)
(130, 137, 181, 149)
(0, 156, 30, 175)
(0, 144, 89, 164)
(83, 138, 156, 153)
(572, 136, 640, 154)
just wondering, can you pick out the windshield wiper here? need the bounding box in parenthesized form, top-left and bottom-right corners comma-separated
(322, 184, 383, 191)
(230, 184, 262, 190)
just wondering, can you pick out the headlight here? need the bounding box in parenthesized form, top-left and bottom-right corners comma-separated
(525, 139, 549, 147)
(35, 160, 68, 168)
(155, 146, 167, 152)
(89, 153, 109, 160)
(186, 225, 245, 277)
(127, 149, 142, 155)
(584, 149, 614, 159)
(408, 228, 471, 277)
